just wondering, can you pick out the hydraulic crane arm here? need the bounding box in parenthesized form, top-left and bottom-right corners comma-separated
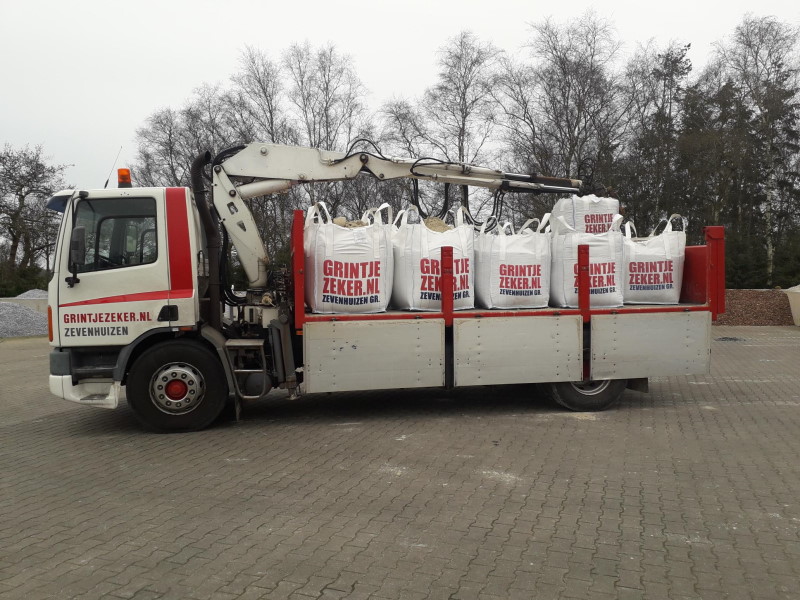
(216, 143, 581, 199)
(208, 142, 582, 287)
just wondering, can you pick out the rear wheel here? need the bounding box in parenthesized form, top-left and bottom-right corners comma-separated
(127, 340, 228, 432)
(545, 379, 627, 412)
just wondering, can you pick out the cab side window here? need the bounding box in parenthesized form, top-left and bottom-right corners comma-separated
(73, 197, 157, 273)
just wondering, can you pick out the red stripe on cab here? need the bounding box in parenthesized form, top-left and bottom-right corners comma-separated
(165, 188, 193, 295)
(60, 289, 194, 308)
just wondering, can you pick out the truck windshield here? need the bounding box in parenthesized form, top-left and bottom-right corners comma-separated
(72, 197, 157, 272)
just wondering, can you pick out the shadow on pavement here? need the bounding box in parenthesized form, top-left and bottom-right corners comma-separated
(54, 383, 655, 436)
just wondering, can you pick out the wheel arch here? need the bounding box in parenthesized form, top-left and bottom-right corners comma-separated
(114, 326, 230, 392)
(125, 337, 229, 431)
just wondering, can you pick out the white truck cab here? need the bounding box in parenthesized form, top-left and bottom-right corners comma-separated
(48, 187, 206, 408)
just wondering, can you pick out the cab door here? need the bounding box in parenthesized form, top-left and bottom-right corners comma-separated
(55, 189, 174, 347)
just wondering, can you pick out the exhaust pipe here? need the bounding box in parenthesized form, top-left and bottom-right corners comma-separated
(190, 151, 222, 333)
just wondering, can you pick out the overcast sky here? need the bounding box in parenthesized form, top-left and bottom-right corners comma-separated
(1, 0, 798, 189)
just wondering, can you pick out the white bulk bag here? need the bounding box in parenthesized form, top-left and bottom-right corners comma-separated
(550, 215, 624, 308)
(622, 215, 686, 304)
(304, 202, 394, 314)
(474, 216, 551, 309)
(551, 194, 620, 234)
(392, 206, 474, 311)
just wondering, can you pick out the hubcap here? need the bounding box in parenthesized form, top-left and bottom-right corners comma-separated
(568, 379, 611, 396)
(165, 379, 188, 400)
(149, 362, 204, 415)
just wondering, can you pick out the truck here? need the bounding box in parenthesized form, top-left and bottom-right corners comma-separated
(45, 143, 725, 431)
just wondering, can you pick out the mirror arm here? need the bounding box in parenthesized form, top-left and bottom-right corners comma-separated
(65, 268, 80, 288)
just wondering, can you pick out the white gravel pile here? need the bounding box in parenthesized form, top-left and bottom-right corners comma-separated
(0, 302, 48, 338)
(16, 289, 48, 298)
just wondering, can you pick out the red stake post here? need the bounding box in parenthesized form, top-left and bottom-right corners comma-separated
(577, 244, 590, 323)
(704, 226, 726, 320)
(440, 246, 454, 326)
(292, 209, 306, 333)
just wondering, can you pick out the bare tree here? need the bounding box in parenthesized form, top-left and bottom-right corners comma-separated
(226, 46, 296, 145)
(381, 99, 426, 158)
(281, 42, 369, 214)
(0, 144, 67, 292)
(380, 32, 501, 219)
(283, 42, 367, 151)
(617, 41, 692, 226)
(181, 84, 238, 160)
(491, 14, 626, 223)
(135, 83, 248, 187)
(493, 55, 541, 174)
(528, 12, 624, 181)
(134, 107, 188, 186)
(420, 31, 500, 165)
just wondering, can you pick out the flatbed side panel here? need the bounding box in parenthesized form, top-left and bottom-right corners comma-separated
(591, 312, 711, 380)
(454, 316, 583, 387)
(303, 320, 445, 393)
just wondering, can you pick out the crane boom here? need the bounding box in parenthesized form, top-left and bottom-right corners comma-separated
(209, 142, 582, 287)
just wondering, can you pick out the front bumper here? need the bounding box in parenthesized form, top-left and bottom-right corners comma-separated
(49, 375, 121, 409)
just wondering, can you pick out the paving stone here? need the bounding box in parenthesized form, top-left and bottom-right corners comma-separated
(1, 328, 800, 600)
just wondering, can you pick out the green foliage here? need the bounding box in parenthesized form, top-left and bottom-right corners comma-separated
(773, 231, 800, 288)
(609, 18, 800, 287)
(726, 234, 767, 289)
(0, 264, 48, 297)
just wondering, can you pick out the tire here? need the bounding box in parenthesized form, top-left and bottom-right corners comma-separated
(126, 340, 228, 432)
(546, 379, 627, 412)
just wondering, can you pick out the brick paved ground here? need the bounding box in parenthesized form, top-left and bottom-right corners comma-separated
(1, 326, 799, 600)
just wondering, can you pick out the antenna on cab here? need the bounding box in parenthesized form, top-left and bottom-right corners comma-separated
(103, 146, 124, 189)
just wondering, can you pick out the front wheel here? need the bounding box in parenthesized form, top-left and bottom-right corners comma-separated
(127, 340, 228, 432)
(544, 379, 627, 412)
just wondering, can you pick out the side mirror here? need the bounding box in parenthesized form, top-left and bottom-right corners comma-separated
(66, 226, 86, 287)
(70, 226, 86, 267)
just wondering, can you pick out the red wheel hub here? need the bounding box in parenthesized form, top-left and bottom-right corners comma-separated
(164, 379, 188, 400)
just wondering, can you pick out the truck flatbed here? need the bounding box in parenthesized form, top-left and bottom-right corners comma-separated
(292, 211, 725, 397)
